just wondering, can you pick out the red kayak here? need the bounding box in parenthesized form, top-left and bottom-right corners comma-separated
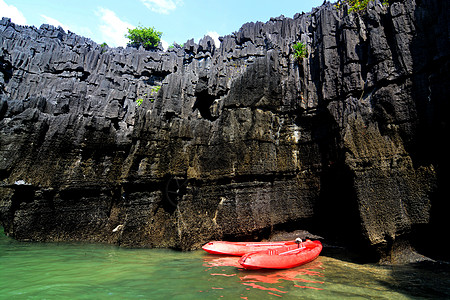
(238, 240, 322, 270)
(202, 240, 297, 256)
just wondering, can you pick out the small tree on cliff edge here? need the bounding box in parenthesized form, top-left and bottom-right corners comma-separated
(335, 0, 389, 13)
(125, 25, 162, 50)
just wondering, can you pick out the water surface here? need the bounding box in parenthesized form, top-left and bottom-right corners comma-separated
(1, 230, 449, 299)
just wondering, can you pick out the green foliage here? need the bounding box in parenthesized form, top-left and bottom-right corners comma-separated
(335, 0, 390, 13)
(168, 43, 184, 49)
(151, 86, 161, 94)
(99, 42, 108, 54)
(125, 25, 162, 50)
(292, 42, 308, 62)
(135, 85, 161, 107)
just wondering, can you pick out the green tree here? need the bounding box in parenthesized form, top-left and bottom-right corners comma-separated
(125, 25, 162, 50)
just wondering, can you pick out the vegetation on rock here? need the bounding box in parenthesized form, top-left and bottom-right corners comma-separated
(136, 85, 161, 106)
(292, 41, 308, 62)
(125, 25, 162, 50)
(335, 0, 389, 13)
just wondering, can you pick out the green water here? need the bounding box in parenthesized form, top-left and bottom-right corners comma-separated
(1, 231, 449, 299)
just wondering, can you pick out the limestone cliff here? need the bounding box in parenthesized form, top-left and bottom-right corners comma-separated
(0, 0, 448, 263)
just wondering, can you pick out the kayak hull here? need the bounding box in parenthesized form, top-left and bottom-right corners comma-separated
(202, 240, 296, 256)
(238, 240, 322, 269)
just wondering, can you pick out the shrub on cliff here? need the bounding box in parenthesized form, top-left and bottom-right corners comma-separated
(335, 0, 389, 13)
(125, 25, 162, 50)
(292, 42, 308, 62)
(136, 85, 161, 106)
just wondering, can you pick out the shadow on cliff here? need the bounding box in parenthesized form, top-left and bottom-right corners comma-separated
(302, 106, 378, 263)
(295, 24, 378, 262)
(406, 0, 450, 262)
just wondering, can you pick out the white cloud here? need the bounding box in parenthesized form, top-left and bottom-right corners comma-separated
(96, 7, 134, 48)
(41, 14, 70, 31)
(160, 39, 169, 51)
(206, 31, 221, 48)
(140, 0, 183, 14)
(0, 0, 27, 25)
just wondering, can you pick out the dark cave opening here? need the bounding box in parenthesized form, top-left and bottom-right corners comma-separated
(192, 90, 219, 121)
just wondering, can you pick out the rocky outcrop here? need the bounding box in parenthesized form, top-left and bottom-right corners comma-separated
(0, 0, 448, 263)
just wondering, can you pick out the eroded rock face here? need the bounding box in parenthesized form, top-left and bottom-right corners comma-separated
(0, 0, 448, 262)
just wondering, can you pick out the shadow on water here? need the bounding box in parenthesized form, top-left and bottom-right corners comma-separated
(377, 262, 450, 299)
(323, 243, 450, 299)
(322, 242, 450, 299)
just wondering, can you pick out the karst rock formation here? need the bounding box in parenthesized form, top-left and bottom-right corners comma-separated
(0, 0, 448, 263)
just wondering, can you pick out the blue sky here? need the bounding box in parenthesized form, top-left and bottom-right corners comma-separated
(1, 0, 324, 49)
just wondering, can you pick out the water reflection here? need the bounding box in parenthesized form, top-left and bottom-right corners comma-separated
(203, 254, 325, 298)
